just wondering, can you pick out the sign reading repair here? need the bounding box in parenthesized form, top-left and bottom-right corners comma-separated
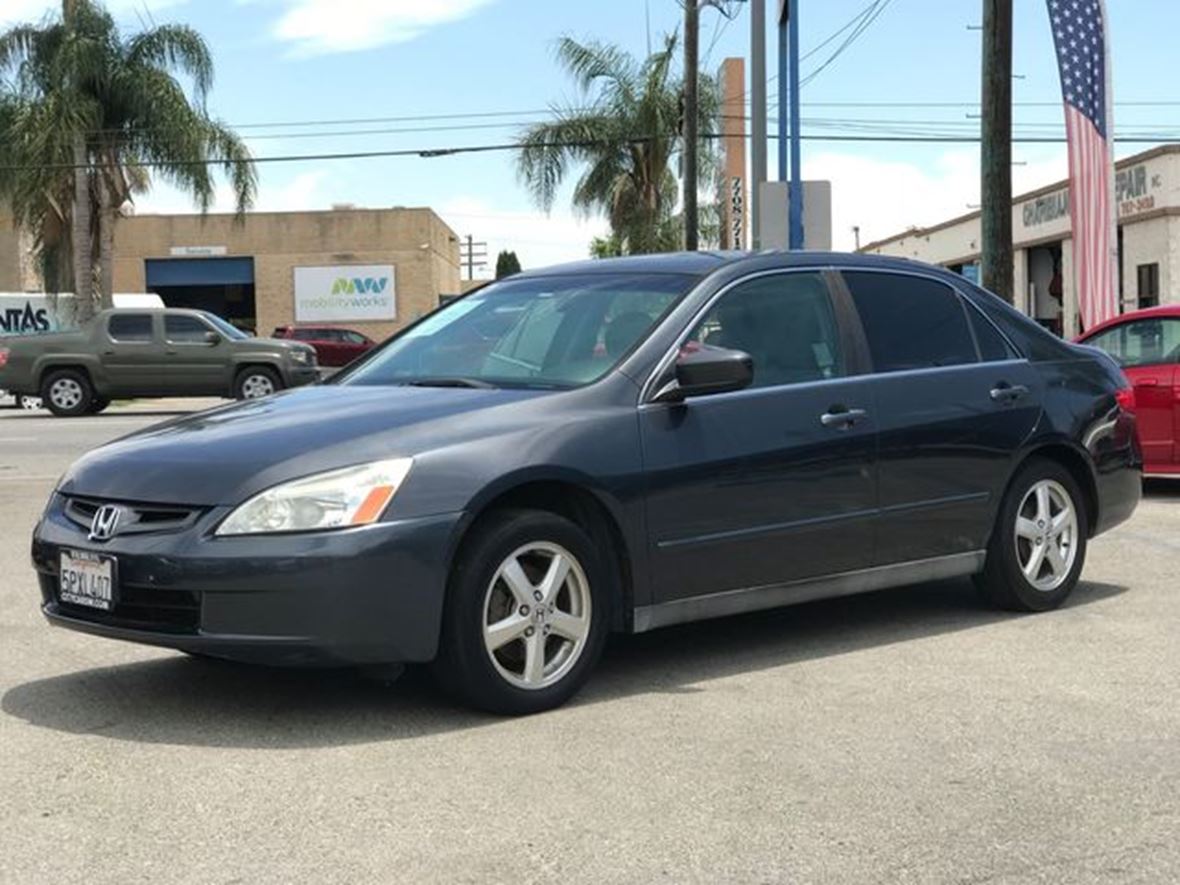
(293, 265, 397, 323)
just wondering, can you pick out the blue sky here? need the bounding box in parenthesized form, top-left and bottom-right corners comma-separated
(7, 0, 1180, 272)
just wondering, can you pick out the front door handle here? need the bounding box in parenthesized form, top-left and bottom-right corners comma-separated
(990, 383, 1030, 403)
(1136, 378, 1159, 387)
(820, 407, 868, 429)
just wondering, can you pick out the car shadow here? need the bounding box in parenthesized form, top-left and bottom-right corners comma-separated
(1, 578, 1127, 749)
(1143, 477, 1180, 499)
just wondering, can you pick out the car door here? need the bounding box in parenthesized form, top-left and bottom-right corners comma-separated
(163, 314, 230, 394)
(102, 313, 168, 395)
(339, 330, 371, 365)
(640, 269, 878, 604)
(1083, 317, 1180, 470)
(837, 269, 1043, 565)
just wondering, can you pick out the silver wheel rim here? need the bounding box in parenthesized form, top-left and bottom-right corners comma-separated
(20, 396, 42, 411)
(49, 379, 83, 411)
(1014, 479, 1079, 592)
(241, 374, 275, 399)
(482, 542, 592, 691)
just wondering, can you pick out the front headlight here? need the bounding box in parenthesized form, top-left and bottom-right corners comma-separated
(290, 348, 313, 365)
(216, 458, 413, 536)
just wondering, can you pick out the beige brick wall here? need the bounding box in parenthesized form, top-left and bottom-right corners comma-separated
(109, 207, 461, 341)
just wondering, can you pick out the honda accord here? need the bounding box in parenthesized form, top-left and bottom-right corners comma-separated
(32, 252, 1141, 714)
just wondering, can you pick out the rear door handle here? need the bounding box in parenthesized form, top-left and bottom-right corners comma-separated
(990, 383, 1030, 403)
(820, 407, 868, 429)
(1136, 378, 1159, 387)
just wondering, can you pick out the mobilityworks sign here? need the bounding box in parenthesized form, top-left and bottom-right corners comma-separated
(294, 265, 397, 323)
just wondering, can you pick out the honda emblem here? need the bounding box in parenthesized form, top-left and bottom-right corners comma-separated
(88, 505, 122, 542)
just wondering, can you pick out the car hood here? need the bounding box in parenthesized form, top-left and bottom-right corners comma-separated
(58, 384, 551, 506)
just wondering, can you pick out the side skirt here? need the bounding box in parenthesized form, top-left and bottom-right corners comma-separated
(631, 551, 986, 633)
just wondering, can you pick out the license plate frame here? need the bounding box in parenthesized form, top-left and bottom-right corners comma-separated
(58, 549, 118, 612)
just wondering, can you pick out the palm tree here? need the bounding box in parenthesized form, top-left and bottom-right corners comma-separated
(518, 34, 718, 255)
(0, 0, 255, 319)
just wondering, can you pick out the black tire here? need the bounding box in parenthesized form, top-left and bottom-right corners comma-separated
(88, 397, 111, 415)
(234, 366, 283, 400)
(975, 458, 1089, 612)
(40, 369, 94, 417)
(432, 509, 613, 715)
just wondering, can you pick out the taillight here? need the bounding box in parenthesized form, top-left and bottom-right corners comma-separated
(1115, 385, 1136, 413)
(0, 348, 8, 369)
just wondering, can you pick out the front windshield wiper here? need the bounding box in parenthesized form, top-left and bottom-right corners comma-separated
(402, 377, 498, 389)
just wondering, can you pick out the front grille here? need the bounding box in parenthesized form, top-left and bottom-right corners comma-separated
(51, 577, 201, 633)
(63, 497, 202, 538)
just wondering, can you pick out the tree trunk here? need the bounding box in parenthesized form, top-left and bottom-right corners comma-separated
(71, 133, 95, 322)
(98, 179, 115, 309)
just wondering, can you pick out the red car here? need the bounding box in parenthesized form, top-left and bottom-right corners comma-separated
(272, 325, 375, 368)
(1078, 305, 1180, 474)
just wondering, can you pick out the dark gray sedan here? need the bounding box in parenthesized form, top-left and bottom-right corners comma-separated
(31, 252, 1141, 713)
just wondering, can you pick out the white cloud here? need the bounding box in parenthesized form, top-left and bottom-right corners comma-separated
(134, 170, 330, 215)
(804, 148, 1069, 251)
(267, 0, 495, 56)
(438, 198, 609, 275)
(1, 0, 186, 27)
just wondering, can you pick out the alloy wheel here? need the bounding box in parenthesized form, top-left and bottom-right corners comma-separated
(1014, 479, 1079, 592)
(20, 396, 43, 411)
(482, 542, 592, 690)
(49, 379, 83, 411)
(241, 374, 275, 399)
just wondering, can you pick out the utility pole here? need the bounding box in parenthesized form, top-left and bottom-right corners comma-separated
(980, 0, 1013, 302)
(459, 235, 487, 281)
(750, 0, 767, 250)
(684, 0, 701, 251)
(780, 0, 803, 249)
(852, 225, 861, 251)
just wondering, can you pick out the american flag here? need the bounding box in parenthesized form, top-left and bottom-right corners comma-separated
(1047, 0, 1117, 330)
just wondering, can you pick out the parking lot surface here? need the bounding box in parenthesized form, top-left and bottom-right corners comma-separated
(1, 404, 1178, 884)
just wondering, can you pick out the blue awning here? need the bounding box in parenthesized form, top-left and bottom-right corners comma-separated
(145, 257, 255, 287)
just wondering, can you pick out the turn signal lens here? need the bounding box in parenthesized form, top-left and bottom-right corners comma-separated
(1115, 386, 1136, 413)
(0, 348, 9, 368)
(216, 458, 413, 536)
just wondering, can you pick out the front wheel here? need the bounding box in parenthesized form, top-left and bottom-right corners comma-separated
(234, 367, 283, 400)
(975, 459, 1088, 612)
(433, 510, 612, 715)
(40, 370, 94, 417)
(16, 394, 43, 411)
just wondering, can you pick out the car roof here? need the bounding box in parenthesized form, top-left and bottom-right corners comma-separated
(1079, 304, 1180, 339)
(511, 250, 959, 279)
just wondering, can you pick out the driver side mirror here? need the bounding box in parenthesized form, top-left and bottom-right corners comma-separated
(203, 331, 221, 345)
(653, 345, 754, 403)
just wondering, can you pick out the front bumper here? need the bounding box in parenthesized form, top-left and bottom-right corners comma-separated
(33, 496, 461, 666)
(286, 365, 321, 388)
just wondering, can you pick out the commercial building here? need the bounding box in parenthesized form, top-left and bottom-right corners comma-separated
(1, 206, 462, 339)
(861, 145, 1180, 337)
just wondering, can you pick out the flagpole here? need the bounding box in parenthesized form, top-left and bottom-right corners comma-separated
(1103, 0, 1118, 322)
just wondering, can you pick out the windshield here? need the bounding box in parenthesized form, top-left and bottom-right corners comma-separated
(203, 312, 250, 340)
(340, 272, 695, 389)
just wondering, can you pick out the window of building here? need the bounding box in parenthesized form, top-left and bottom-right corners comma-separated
(107, 314, 154, 342)
(164, 315, 214, 343)
(1137, 263, 1160, 309)
(686, 272, 844, 389)
(842, 272, 977, 372)
(1086, 318, 1180, 368)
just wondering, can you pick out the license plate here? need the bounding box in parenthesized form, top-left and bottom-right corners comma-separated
(59, 549, 117, 611)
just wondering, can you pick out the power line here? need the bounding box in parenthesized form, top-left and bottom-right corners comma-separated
(799, 0, 896, 89)
(4, 131, 1177, 174)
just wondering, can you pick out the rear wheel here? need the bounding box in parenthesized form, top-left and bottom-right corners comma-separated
(16, 394, 43, 411)
(88, 397, 111, 415)
(40, 369, 94, 417)
(433, 509, 611, 714)
(976, 459, 1088, 612)
(235, 366, 282, 400)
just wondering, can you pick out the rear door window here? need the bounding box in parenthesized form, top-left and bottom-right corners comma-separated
(966, 304, 1019, 362)
(165, 315, 214, 343)
(842, 272, 978, 372)
(108, 314, 154, 343)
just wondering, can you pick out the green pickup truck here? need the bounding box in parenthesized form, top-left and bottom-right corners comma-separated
(0, 308, 319, 416)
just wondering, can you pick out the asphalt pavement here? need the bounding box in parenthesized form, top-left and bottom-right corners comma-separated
(1, 402, 1178, 884)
